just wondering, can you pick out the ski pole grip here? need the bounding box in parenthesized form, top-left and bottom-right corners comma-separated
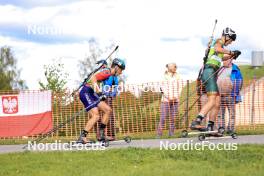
(114, 45, 119, 51)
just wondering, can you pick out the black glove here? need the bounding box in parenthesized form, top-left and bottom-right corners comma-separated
(97, 92, 107, 101)
(232, 50, 241, 60)
(96, 59, 108, 66)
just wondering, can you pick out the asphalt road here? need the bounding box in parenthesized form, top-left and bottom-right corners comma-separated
(1, 135, 264, 154)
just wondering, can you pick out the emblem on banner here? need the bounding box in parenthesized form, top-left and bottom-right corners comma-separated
(2, 96, 18, 114)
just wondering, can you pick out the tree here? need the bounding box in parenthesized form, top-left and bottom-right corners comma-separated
(0, 46, 27, 90)
(38, 59, 69, 92)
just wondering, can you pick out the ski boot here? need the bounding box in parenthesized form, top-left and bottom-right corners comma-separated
(76, 130, 89, 144)
(76, 130, 95, 144)
(226, 129, 238, 139)
(190, 115, 207, 131)
(98, 127, 109, 147)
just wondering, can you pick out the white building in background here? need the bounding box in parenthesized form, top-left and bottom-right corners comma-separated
(251, 51, 263, 68)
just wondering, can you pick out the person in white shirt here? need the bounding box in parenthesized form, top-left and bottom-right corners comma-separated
(157, 63, 181, 137)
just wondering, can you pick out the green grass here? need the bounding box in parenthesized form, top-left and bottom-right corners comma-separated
(239, 65, 264, 88)
(239, 65, 264, 81)
(0, 145, 264, 176)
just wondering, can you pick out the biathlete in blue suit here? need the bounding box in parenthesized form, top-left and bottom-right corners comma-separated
(77, 58, 125, 144)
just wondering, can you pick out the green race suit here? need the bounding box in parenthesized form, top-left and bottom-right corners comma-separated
(202, 39, 224, 95)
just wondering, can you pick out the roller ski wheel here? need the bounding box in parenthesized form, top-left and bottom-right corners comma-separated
(124, 136, 132, 143)
(181, 130, 188, 138)
(198, 134, 206, 141)
(102, 140, 110, 147)
(231, 132, 238, 139)
(98, 136, 109, 147)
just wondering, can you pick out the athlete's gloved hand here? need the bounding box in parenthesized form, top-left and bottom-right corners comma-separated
(97, 92, 107, 101)
(232, 50, 241, 60)
(96, 59, 108, 66)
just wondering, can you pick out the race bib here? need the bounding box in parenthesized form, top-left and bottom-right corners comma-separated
(211, 55, 222, 62)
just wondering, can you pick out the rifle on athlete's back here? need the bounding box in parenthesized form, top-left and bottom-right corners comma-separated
(196, 20, 218, 110)
(199, 19, 218, 79)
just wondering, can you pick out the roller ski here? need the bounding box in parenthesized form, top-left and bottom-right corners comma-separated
(181, 120, 237, 141)
(69, 129, 110, 148)
(181, 117, 212, 138)
(69, 131, 109, 148)
(107, 136, 132, 145)
(197, 128, 237, 141)
(96, 134, 132, 145)
(68, 140, 110, 148)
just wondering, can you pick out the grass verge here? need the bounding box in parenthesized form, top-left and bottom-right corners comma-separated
(0, 145, 263, 176)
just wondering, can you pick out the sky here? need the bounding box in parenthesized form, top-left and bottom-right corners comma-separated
(0, 0, 263, 90)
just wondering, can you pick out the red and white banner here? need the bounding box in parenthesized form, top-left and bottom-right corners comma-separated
(0, 91, 53, 137)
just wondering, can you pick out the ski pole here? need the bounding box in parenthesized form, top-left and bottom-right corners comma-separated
(22, 108, 86, 149)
